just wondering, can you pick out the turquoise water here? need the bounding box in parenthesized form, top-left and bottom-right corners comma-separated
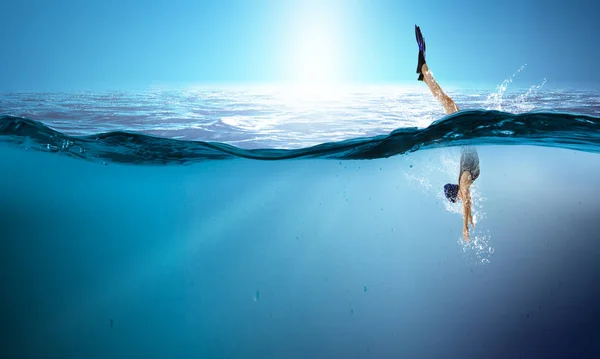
(2, 86, 600, 358)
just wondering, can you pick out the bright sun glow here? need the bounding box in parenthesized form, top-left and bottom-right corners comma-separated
(285, 3, 345, 93)
(292, 24, 339, 86)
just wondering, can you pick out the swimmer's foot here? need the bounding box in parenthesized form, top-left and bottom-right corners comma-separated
(415, 25, 426, 81)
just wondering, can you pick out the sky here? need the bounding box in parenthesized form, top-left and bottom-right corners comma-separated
(1, 0, 599, 91)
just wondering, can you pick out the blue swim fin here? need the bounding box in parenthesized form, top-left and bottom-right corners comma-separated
(415, 25, 426, 81)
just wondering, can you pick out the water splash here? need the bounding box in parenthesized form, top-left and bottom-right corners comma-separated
(513, 78, 548, 113)
(459, 230, 494, 265)
(485, 64, 527, 111)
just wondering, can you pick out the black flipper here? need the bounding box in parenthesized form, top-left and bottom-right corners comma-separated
(415, 25, 427, 81)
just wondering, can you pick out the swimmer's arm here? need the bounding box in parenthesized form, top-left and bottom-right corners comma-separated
(465, 188, 474, 229)
(462, 173, 475, 228)
(462, 203, 470, 242)
(459, 172, 474, 242)
(469, 203, 475, 228)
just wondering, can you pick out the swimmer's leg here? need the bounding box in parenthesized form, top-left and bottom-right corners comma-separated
(422, 64, 460, 114)
(415, 25, 460, 115)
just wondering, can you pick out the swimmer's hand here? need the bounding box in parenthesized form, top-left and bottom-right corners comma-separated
(463, 226, 470, 243)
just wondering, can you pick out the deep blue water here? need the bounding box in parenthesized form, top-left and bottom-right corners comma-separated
(2, 86, 600, 358)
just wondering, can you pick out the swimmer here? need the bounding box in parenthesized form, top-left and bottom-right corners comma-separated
(415, 25, 480, 242)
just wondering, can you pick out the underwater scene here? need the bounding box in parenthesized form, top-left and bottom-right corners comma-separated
(3, 82, 600, 359)
(2, 1, 600, 358)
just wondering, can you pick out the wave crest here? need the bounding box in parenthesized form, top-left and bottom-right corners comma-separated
(1, 110, 600, 164)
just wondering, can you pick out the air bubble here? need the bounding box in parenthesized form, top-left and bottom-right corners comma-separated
(489, 247, 495, 253)
(61, 140, 73, 150)
(253, 290, 260, 302)
(45, 144, 58, 152)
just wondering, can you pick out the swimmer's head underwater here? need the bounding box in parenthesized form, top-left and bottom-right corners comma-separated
(444, 183, 459, 203)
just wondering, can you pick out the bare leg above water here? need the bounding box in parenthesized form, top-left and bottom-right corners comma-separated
(415, 25, 460, 115)
(421, 64, 460, 115)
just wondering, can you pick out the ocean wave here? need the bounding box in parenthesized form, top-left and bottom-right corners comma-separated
(2, 86, 599, 150)
(1, 110, 600, 165)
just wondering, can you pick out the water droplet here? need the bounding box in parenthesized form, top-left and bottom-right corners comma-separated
(61, 140, 73, 150)
(45, 144, 58, 152)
